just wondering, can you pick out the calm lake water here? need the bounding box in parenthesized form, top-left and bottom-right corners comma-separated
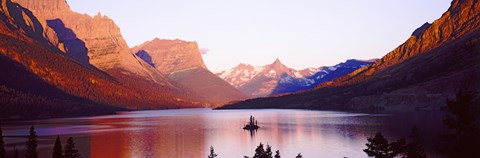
(2, 109, 446, 158)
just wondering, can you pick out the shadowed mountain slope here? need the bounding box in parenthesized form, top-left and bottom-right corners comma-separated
(221, 0, 480, 112)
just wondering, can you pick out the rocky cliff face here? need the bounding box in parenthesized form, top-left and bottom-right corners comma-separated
(131, 38, 207, 74)
(132, 38, 248, 106)
(222, 0, 480, 112)
(13, 0, 172, 85)
(0, 0, 208, 120)
(320, 0, 480, 88)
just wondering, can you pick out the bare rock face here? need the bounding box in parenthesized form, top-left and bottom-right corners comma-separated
(13, 0, 170, 84)
(132, 38, 248, 106)
(320, 0, 480, 88)
(131, 38, 207, 74)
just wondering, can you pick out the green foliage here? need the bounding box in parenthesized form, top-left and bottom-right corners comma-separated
(53, 136, 63, 158)
(208, 146, 217, 158)
(24, 126, 38, 158)
(441, 90, 480, 157)
(0, 124, 5, 158)
(63, 137, 81, 158)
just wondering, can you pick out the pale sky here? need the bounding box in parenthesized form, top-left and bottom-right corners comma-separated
(67, 0, 451, 72)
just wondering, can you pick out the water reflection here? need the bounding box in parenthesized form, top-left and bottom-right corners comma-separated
(1, 109, 445, 158)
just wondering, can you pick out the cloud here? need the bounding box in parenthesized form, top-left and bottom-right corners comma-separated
(199, 48, 210, 55)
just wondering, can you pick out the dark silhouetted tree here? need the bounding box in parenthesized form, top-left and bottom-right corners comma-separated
(363, 132, 406, 158)
(208, 146, 217, 158)
(274, 150, 280, 158)
(13, 147, 18, 158)
(253, 143, 266, 158)
(404, 126, 426, 158)
(63, 137, 81, 158)
(25, 126, 38, 158)
(0, 124, 5, 158)
(441, 90, 480, 157)
(295, 153, 302, 158)
(53, 136, 63, 158)
(265, 145, 273, 158)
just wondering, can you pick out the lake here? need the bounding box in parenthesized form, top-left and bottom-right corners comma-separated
(1, 109, 446, 158)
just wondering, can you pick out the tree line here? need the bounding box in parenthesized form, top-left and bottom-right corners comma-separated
(363, 90, 480, 158)
(0, 125, 81, 158)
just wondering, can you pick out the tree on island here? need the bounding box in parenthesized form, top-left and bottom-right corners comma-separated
(0, 124, 5, 158)
(440, 90, 480, 157)
(53, 136, 63, 158)
(25, 126, 38, 158)
(64, 137, 81, 158)
(208, 146, 217, 158)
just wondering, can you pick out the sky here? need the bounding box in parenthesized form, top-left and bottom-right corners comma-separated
(67, 0, 452, 72)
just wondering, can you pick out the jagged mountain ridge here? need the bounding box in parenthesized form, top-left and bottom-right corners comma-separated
(12, 0, 177, 86)
(217, 59, 374, 97)
(271, 59, 375, 95)
(221, 0, 480, 111)
(0, 0, 207, 120)
(131, 38, 248, 106)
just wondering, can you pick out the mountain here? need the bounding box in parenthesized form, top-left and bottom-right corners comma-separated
(0, 0, 206, 120)
(216, 59, 374, 97)
(12, 0, 188, 89)
(221, 0, 480, 112)
(131, 38, 248, 106)
(271, 59, 375, 95)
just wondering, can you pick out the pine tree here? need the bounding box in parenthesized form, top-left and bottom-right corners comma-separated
(295, 153, 302, 158)
(25, 126, 38, 158)
(12, 147, 18, 158)
(207, 146, 217, 158)
(0, 124, 6, 158)
(53, 136, 63, 158)
(64, 137, 81, 158)
(441, 90, 480, 157)
(274, 150, 280, 158)
(265, 145, 273, 158)
(363, 132, 406, 158)
(404, 126, 426, 158)
(253, 143, 265, 158)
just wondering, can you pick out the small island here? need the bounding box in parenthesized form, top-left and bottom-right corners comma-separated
(243, 115, 260, 130)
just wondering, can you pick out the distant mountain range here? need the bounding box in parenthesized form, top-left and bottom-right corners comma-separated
(217, 59, 375, 97)
(221, 0, 480, 112)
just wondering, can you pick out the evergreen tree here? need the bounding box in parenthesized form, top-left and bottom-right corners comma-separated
(265, 145, 273, 158)
(274, 150, 280, 158)
(441, 90, 480, 157)
(404, 126, 426, 158)
(53, 136, 63, 158)
(207, 146, 217, 158)
(295, 153, 302, 158)
(253, 143, 265, 158)
(0, 124, 6, 158)
(25, 126, 38, 158)
(12, 147, 18, 158)
(63, 137, 81, 158)
(363, 132, 406, 158)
